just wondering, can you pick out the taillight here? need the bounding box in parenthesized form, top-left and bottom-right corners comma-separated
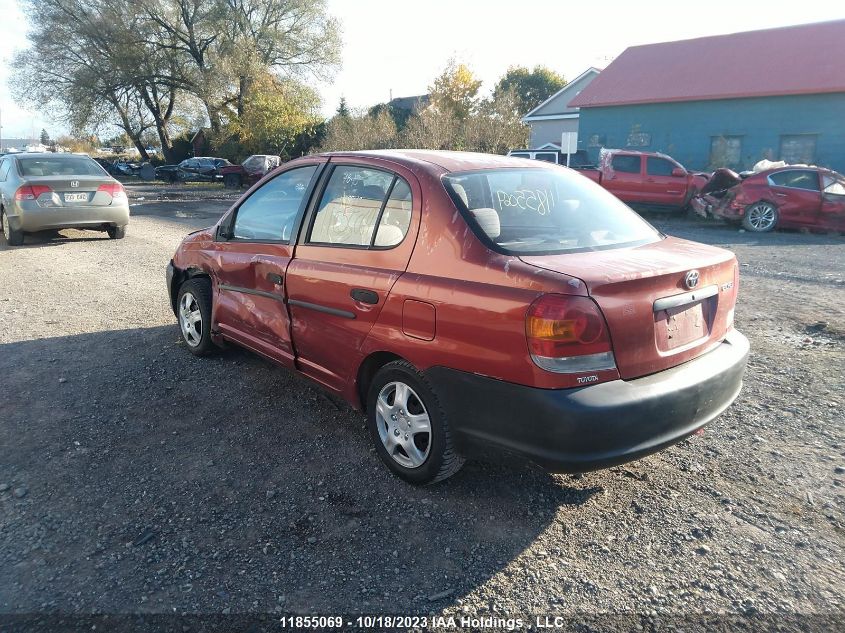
(526, 294, 616, 373)
(14, 185, 52, 201)
(97, 182, 126, 199)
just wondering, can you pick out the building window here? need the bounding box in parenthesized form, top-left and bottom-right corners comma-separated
(626, 132, 651, 147)
(587, 134, 605, 148)
(710, 136, 742, 168)
(779, 135, 817, 164)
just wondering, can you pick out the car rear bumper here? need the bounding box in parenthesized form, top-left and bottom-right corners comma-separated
(424, 329, 749, 473)
(11, 203, 130, 232)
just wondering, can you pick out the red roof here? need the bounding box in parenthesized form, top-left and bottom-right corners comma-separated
(569, 20, 845, 108)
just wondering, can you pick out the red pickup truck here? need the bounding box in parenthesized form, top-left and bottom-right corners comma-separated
(580, 150, 709, 211)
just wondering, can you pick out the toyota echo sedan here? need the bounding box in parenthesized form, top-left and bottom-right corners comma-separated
(167, 150, 749, 484)
(0, 153, 129, 245)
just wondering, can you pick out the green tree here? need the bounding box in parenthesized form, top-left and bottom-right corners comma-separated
(336, 96, 350, 118)
(39, 129, 51, 145)
(493, 65, 566, 114)
(429, 59, 482, 121)
(225, 73, 323, 160)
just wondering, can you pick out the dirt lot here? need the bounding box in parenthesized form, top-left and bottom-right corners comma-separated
(1, 183, 843, 630)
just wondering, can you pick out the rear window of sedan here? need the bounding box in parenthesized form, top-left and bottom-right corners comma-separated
(444, 167, 661, 255)
(17, 157, 106, 177)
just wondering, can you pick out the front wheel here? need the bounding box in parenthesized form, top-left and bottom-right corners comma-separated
(366, 360, 464, 485)
(107, 225, 126, 239)
(176, 278, 216, 356)
(2, 209, 24, 246)
(223, 173, 241, 189)
(743, 202, 778, 232)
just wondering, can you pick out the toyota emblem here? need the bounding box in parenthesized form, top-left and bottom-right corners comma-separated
(684, 270, 700, 289)
(70, 181, 80, 188)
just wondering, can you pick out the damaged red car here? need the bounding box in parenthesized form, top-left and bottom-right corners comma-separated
(692, 166, 845, 233)
(167, 150, 748, 484)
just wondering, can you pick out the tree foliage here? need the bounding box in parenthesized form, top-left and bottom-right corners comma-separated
(321, 61, 528, 155)
(13, 0, 341, 162)
(429, 59, 482, 121)
(493, 65, 567, 115)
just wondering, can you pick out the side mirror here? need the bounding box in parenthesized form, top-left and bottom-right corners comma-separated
(671, 167, 687, 177)
(217, 223, 232, 240)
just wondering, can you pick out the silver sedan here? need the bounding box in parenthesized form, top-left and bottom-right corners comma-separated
(0, 153, 130, 246)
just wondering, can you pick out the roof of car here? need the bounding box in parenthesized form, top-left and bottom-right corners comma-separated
(6, 152, 92, 159)
(319, 149, 548, 173)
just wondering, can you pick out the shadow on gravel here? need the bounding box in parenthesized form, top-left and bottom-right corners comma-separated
(0, 229, 111, 250)
(0, 326, 600, 615)
(644, 215, 844, 247)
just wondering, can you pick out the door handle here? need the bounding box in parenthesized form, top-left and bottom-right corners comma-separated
(350, 288, 379, 305)
(266, 272, 284, 285)
(774, 192, 787, 197)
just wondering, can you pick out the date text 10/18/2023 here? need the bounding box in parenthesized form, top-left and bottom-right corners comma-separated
(278, 615, 584, 629)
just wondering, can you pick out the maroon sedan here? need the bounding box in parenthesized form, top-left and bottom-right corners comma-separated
(692, 166, 845, 232)
(167, 150, 748, 484)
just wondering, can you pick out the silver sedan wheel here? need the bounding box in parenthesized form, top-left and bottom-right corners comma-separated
(179, 292, 203, 347)
(746, 203, 777, 231)
(375, 381, 432, 469)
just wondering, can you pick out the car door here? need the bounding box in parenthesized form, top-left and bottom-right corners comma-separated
(644, 156, 687, 207)
(285, 159, 420, 392)
(604, 153, 643, 203)
(820, 172, 845, 231)
(766, 169, 822, 227)
(210, 160, 325, 367)
(178, 159, 197, 181)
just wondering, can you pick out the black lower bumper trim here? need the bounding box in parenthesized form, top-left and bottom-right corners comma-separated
(424, 330, 749, 473)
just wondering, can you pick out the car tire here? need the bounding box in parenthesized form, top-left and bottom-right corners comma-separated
(1, 209, 24, 246)
(742, 201, 778, 232)
(223, 174, 241, 189)
(168, 173, 179, 184)
(176, 277, 216, 356)
(366, 360, 465, 485)
(107, 225, 126, 239)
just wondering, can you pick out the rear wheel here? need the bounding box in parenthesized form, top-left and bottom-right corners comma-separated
(366, 360, 464, 485)
(743, 202, 778, 232)
(1, 209, 24, 246)
(177, 278, 216, 356)
(107, 225, 126, 239)
(223, 173, 241, 189)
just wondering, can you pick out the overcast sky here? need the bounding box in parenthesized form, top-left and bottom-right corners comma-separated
(2, 0, 844, 139)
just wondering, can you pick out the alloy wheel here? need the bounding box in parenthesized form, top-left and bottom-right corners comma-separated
(375, 381, 432, 469)
(179, 292, 203, 346)
(747, 203, 777, 231)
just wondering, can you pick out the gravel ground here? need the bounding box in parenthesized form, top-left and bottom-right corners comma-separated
(0, 185, 843, 631)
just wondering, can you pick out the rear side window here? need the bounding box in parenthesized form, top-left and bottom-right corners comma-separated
(17, 157, 105, 177)
(231, 165, 318, 242)
(444, 167, 661, 255)
(769, 170, 820, 191)
(308, 166, 412, 248)
(646, 157, 676, 176)
(534, 152, 558, 164)
(611, 155, 640, 173)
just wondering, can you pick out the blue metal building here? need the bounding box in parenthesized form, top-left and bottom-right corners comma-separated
(569, 21, 845, 173)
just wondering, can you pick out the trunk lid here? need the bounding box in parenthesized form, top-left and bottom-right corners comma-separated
(24, 175, 118, 207)
(521, 236, 738, 379)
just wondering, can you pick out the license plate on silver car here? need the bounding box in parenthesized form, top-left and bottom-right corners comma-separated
(64, 193, 88, 203)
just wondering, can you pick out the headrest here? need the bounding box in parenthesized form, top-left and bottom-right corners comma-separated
(469, 207, 500, 239)
(451, 183, 469, 207)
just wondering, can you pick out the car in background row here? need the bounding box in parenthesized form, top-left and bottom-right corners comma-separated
(508, 149, 595, 169)
(155, 157, 232, 183)
(691, 165, 845, 233)
(578, 149, 710, 211)
(167, 149, 748, 484)
(221, 154, 281, 188)
(0, 152, 129, 245)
